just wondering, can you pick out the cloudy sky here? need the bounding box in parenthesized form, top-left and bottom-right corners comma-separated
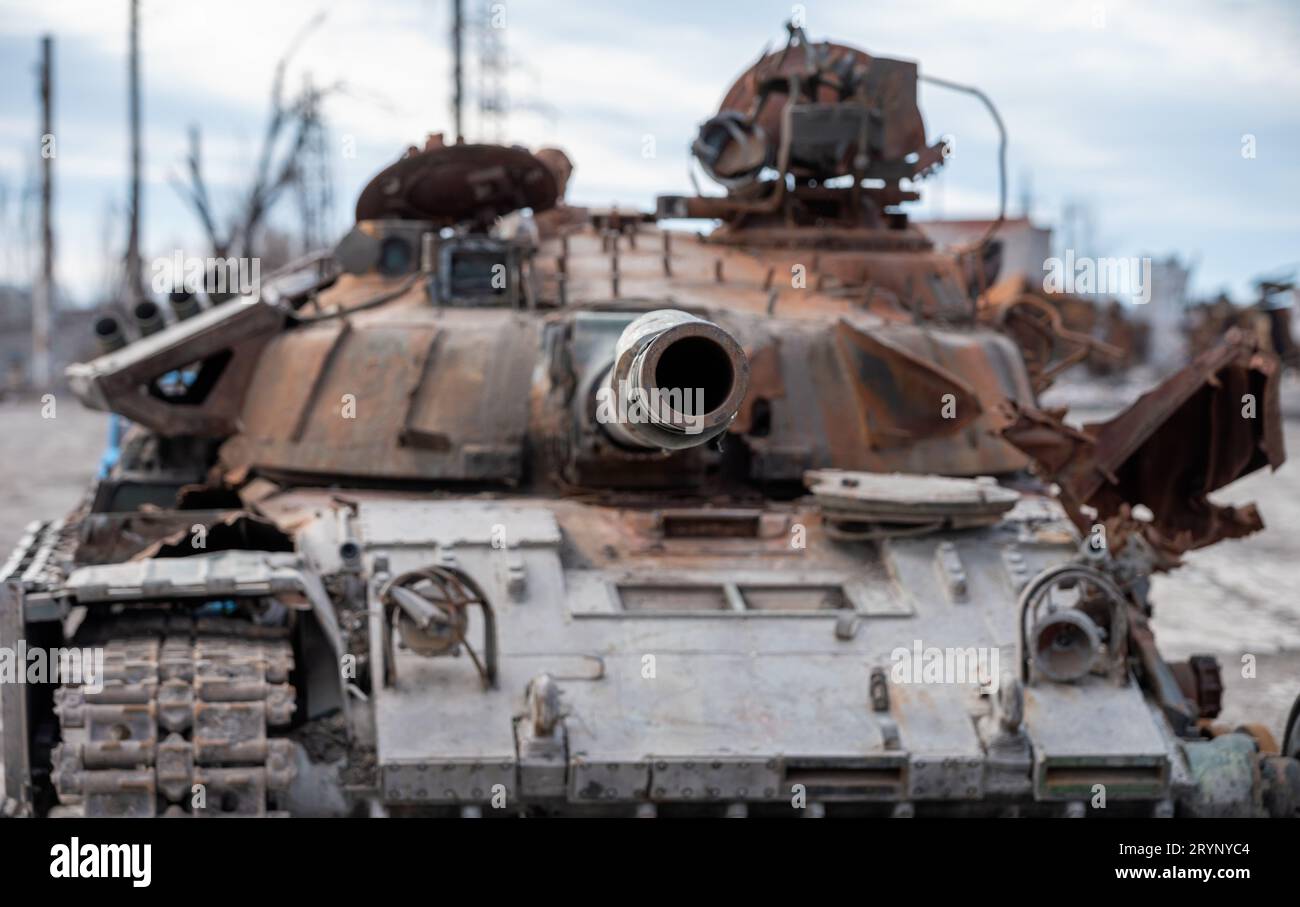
(0, 0, 1297, 304)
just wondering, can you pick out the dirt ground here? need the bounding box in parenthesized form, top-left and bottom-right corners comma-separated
(0, 396, 105, 554)
(1, 394, 1298, 802)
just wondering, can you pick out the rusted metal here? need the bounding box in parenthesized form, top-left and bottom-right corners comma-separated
(380, 565, 497, 689)
(600, 309, 750, 451)
(66, 298, 284, 438)
(25, 21, 1297, 819)
(1170, 655, 1224, 720)
(982, 279, 1126, 392)
(662, 23, 946, 236)
(354, 143, 557, 227)
(1001, 331, 1285, 555)
(713, 33, 932, 183)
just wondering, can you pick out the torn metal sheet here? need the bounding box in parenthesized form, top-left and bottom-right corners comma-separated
(1002, 333, 1285, 555)
(128, 512, 294, 561)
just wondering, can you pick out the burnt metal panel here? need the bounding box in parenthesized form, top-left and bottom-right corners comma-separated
(223, 313, 538, 483)
(1002, 334, 1286, 555)
(65, 299, 284, 438)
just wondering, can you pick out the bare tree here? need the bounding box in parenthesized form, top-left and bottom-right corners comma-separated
(172, 13, 338, 260)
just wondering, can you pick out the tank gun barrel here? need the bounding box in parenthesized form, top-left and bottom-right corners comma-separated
(598, 309, 749, 451)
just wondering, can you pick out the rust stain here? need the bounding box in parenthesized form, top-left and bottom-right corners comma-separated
(1001, 331, 1285, 558)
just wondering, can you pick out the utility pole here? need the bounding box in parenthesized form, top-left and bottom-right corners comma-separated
(451, 0, 464, 142)
(32, 35, 53, 390)
(125, 0, 143, 303)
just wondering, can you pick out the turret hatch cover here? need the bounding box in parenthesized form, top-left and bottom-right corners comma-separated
(355, 144, 558, 226)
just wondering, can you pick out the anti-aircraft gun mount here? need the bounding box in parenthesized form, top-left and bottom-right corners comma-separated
(658, 22, 953, 240)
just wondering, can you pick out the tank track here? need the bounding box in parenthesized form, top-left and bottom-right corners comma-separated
(50, 613, 297, 817)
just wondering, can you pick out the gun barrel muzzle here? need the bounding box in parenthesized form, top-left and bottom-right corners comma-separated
(600, 309, 749, 451)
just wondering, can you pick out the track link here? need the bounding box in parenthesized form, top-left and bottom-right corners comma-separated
(50, 613, 297, 817)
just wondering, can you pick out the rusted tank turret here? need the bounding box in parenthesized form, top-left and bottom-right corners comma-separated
(3, 23, 1297, 820)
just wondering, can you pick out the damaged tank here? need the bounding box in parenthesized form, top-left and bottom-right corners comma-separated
(3, 23, 1298, 818)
